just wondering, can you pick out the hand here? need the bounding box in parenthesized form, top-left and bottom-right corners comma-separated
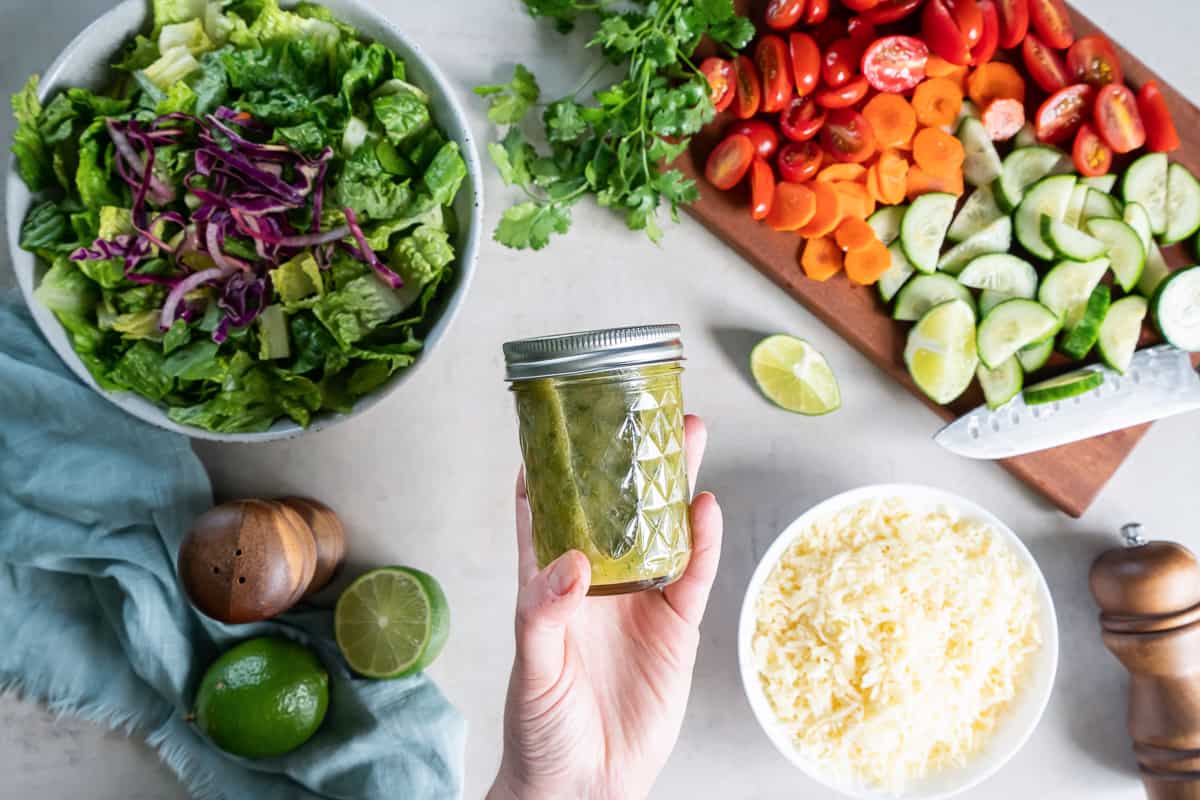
(487, 415, 723, 800)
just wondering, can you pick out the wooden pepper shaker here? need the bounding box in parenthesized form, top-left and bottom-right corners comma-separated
(1090, 523, 1200, 800)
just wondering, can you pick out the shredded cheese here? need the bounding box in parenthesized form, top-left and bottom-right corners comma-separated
(752, 497, 1041, 792)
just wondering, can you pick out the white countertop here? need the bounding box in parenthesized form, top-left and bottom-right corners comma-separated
(3, 1, 1200, 798)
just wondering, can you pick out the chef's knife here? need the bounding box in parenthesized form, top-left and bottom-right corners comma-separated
(935, 345, 1200, 459)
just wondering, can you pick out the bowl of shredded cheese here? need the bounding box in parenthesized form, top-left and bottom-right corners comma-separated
(738, 484, 1058, 799)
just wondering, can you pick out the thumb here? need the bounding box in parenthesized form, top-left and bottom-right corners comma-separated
(514, 550, 591, 691)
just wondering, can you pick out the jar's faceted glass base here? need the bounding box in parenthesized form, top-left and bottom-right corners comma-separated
(587, 574, 676, 596)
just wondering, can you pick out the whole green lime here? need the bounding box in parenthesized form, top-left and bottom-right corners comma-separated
(194, 637, 329, 759)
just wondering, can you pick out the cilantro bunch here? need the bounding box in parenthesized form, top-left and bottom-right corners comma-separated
(475, 0, 754, 250)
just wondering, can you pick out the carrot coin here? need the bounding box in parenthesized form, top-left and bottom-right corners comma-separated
(862, 93, 918, 150)
(799, 236, 844, 281)
(911, 77, 964, 128)
(912, 127, 965, 178)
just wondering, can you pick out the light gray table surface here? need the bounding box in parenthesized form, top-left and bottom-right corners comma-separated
(4, 1, 1200, 798)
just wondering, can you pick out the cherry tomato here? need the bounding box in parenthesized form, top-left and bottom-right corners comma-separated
(996, 0, 1029, 49)
(777, 140, 823, 183)
(1094, 83, 1146, 154)
(732, 55, 761, 119)
(705, 134, 756, 190)
(840, 0, 881, 10)
(1022, 32, 1070, 93)
(756, 36, 793, 114)
(812, 16, 847, 49)
(1138, 80, 1181, 154)
(728, 120, 780, 160)
(780, 95, 828, 141)
(823, 38, 859, 89)
(749, 159, 776, 221)
(789, 33, 821, 97)
(970, 0, 1000, 65)
(1072, 123, 1112, 177)
(922, 0, 972, 66)
(1029, 0, 1073, 49)
(700, 58, 735, 113)
(821, 108, 877, 163)
(946, 0, 985, 47)
(860, 0, 923, 24)
(982, 97, 1026, 140)
(861, 35, 929, 93)
(847, 17, 878, 51)
(765, 0, 807, 30)
(1066, 34, 1123, 88)
(816, 75, 870, 109)
(805, 0, 831, 24)
(1035, 83, 1093, 144)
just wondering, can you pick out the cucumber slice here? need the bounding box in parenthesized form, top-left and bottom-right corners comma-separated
(1097, 295, 1148, 374)
(1064, 184, 1089, 228)
(1138, 243, 1171, 298)
(948, 185, 1004, 243)
(996, 146, 1067, 213)
(1121, 152, 1169, 236)
(977, 357, 1024, 409)
(1086, 218, 1145, 292)
(1124, 202, 1154, 251)
(1017, 336, 1056, 373)
(1059, 284, 1111, 360)
(1163, 162, 1200, 245)
(904, 299, 979, 405)
(977, 298, 1062, 368)
(867, 205, 906, 245)
(1038, 258, 1110, 328)
(893, 273, 976, 321)
(1023, 369, 1105, 405)
(1015, 123, 1039, 149)
(959, 99, 981, 122)
(901, 193, 958, 273)
(979, 290, 1015, 317)
(1041, 215, 1109, 261)
(1015, 174, 1078, 260)
(1081, 174, 1118, 194)
(958, 116, 1004, 188)
(878, 242, 916, 304)
(1152, 266, 1200, 350)
(938, 217, 1013, 274)
(1082, 188, 1122, 221)
(957, 253, 1039, 297)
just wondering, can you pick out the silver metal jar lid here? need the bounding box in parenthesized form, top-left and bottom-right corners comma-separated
(503, 324, 684, 381)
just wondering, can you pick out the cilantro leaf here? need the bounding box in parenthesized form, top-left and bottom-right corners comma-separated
(474, 64, 540, 125)
(494, 202, 571, 250)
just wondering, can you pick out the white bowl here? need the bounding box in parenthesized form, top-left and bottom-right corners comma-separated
(5, 0, 483, 442)
(737, 483, 1059, 800)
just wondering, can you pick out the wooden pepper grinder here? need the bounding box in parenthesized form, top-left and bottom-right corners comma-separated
(1090, 523, 1200, 800)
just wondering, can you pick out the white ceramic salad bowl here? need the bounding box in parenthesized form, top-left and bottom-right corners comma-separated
(5, 0, 483, 442)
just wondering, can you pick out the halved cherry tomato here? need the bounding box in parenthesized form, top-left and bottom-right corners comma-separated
(970, 1, 1000, 66)
(732, 55, 761, 120)
(996, 0, 1029, 49)
(1022, 32, 1069, 93)
(789, 33, 821, 97)
(765, 0, 807, 30)
(816, 75, 870, 109)
(700, 58, 735, 113)
(728, 120, 780, 160)
(805, 0, 831, 24)
(778, 140, 824, 183)
(1138, 80, 1181, 153)
(1035, 83, 1093, 144)
(922, 0, 972, 66)
(1094, 83, 1146, 153)
(780, 95, 828, 141)
(822, 108, 877, 163)
(862, 35, 929, 93)
(1072, 123, 1112, 177)
(847, 17, 878, 52)
(749, 159, 776, 220)
(705, 134, 755, 190)
(947, 0, 985, 47)
(823, 38, 859, 89)
(1029, 0, 1074, 49)
(861, 0, 923, 24)
(840, 0, 881, 10)
(1066, 34, 1122, 88)
(756, 35, 793, 114)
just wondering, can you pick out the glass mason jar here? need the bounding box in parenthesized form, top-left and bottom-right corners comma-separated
(503, 325, 692, 595)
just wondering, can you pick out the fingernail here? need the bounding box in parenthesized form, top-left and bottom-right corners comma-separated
(547, 554, 578, 597)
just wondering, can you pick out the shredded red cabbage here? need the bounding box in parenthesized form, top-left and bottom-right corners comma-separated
(344, 208, 404, 289)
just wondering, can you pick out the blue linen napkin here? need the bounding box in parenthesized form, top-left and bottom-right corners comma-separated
(0, 293, 465, 799)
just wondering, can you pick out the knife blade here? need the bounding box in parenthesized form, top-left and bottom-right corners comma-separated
(935, 345, 1200, 459)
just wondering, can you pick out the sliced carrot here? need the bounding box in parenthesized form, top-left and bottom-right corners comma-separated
(906, 165, 964, 201)
(866, 164, 886, 205)
(817, 163, 867, 183)
(796, 181, 844, 238)
(765, 182, 817, 231)
(832, 181, 874, 219)
(835, 217, 877, 252)
(844, 239, 893, 285)
(799, 236, 844, 282)
(876, 150, 909, 205)
(925, 55, 961, 79)
(912, 127, 965, 179)
(982, 97, 1025, 141)
(911, 77, 964, 128)
(966, 62, 1026, 110)
(862, 93, 918, 150)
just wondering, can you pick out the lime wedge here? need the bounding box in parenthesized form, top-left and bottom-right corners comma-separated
(335, 567, 449, 679)
(904, 299, 979, 405)
(750, 335, 841, 415)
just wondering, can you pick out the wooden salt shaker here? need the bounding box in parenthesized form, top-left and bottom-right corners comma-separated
(1090, 523, 1200, 800)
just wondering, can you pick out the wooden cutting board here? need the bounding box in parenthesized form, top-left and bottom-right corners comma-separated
(678, 5, 1200, 517)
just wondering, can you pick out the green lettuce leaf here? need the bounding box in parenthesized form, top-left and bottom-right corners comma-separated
(163, 340, 221, 380)
(20, 201, 75, 253)
(114, 35, 161, 72)
(312, 273, 409, 348)
(332, 145, 412, 220)
(152, 0, 205, 35)
(34, 257, 98, 318)
(143, 47, 202, 90)
(156, 80, 198, 114)
(11, 74, 52, 191)
(287, 311, 345, 376)
(109, 341, 173, 400)
(269, 252, 324, 304)
(76, 120, 124, 210)
(167, 361, 321, 431)
(273, 121, 327, 154)
(423, 141, 466, 206)
(108, 310, 164, 340)
(372, 91, 429, 144)
(162, 319, 191, 354)
(390, 224, 454, 288)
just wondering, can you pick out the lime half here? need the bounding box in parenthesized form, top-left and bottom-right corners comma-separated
(335, 567, 449, 679)
(904, 299, 979, 405)
(750, 335, 841, 415)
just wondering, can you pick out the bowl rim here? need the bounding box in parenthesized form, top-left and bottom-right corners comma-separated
(736, 483, 1060, 800)
(5, 0, 484, 443)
